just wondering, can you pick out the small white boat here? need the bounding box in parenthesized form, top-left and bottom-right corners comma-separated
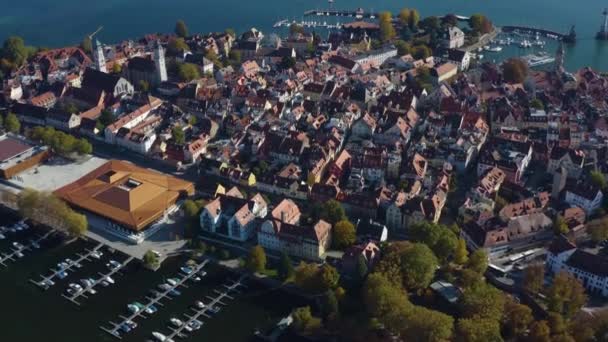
(169, 317, 183, 327)
(152, 331, 167, 341)
(166, 278, 179, 286)
(127, 304, 140, 313)
(194, 301, 206, 309)
(15, 251, 24, 258)
(91, 251, 103, 259)
(0, 233, 6, 240)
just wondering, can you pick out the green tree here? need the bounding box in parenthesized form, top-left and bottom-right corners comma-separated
(355, 254, 369, 282)
(295, 261, 321, 292)
(398, 9, 411, 26)
(554, 215, 569, 235)
(291, 306, 321, 334)
(183, 199, 200, 218)
(277, 252, 295, 281)
(523, 262, 545, 294)
(320, 290, 339, 320)
(99, 109, 114, 126)
(280, 56, 296, 70)
(412, 44, 432, 59)
(289, 24, 305, 36)
(460, 282, 505, 321)
(1, 36, 28, 67)
(502, 298, 533, 339)
(111, 63, 122, 74)
(400, 243, 438, 290)
(74, 138, 92, 155)
(379, 12, 396, 42)
(246, 245, 266, 273)
(590, 170, 607, 190)
(409, 221, 458, 264)
(408, 9, 420, 29)
(530, 98, 545, 110)
(333, 220, 356, 249)
(175, 20, 189, 38)
(172, 126, 186, 144)
(319, 264, 340, 290)
(178, 63, 200, 82)
(547, 271, 587, 319)
(319, 199, 346, 224)
(455, 238, 469, 265)
(456, 317, 502, 342)
(467, 249, 488, 274)
(469, 14, 493, 34)
(81, 37, 92, 54)
(167, 38, 190, 55)
(420, 16, 440, 33)
(4, 113, 20, 133)
(143, 250, 159, 268)
(442, 14, 459, 27)
(528, 320, 551, 342)
(394, 40, 411, 56)
(138, 80, 150, 92)
(363, 273, 412, 334)
(502, 58, 529, 84)
(403, 306, 454, 341)
(225, 28, 236, 38)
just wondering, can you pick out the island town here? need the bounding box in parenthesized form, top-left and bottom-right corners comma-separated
(0, 5, 608, 342)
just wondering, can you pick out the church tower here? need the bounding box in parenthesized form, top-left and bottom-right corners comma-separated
(93, 39, 107, 73)
(154, 40, 168, 83)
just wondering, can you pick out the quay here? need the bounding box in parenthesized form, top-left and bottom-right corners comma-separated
(501, 25, 574, 41)
(274, 19, 342, 29)
(100, 259, 210, 339)
(0, 230, 54, 267)
(62, 256, 135, 306)
(30, 243, 104, 290)
(163, 275, 247, 340)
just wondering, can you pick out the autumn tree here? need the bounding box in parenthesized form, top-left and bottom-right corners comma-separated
(167, 37, 190, 55)
(588, 219, 608, 243)
(470, 14, 493, 34)
(502, 58, 529, 84)
(394, 40, 411, 56)
(502, 298, 533, 339)
(175, 20, 189, 38)
(291, 306, 322, 334)
(246, 245, 267, 273)
(523, 262, 545, 294)
(402, 306, 454, 341)
(553, 215, 569, 235)
(318, 199, 346, 224)
(379, 12, 396, 42)
(333, 220, 356, 249)
(528, 320, 551, 342)
(363, 273, 412, 334)
(81, 37, 92, 54)
(547, 271, 587, 319)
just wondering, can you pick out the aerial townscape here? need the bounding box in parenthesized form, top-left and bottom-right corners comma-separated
(2, 3, 608, 342)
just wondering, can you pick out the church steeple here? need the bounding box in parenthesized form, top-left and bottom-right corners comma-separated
(93, 39, 107, 73)
(153, 40, 167, 83)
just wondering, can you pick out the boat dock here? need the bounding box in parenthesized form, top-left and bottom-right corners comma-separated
(100, 260, 210, 339)
(30, 243, 104, 290)
(273, 19, 342, 29)
(62, 256, 135, 306)
(0, 231, 54, 267)
(303, 8, 377, 19)
(163, 275, 247, 340)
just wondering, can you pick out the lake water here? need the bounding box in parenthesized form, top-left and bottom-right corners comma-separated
(1, 0, 608, 71)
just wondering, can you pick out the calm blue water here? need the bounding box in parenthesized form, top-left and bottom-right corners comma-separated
(1, 0, 607, 70)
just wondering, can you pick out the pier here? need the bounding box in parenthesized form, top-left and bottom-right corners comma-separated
(0, 231, 54, 267)
(62, 256, 135, 306)
(163, 275, 247, 340)
(100, 260, 209, 339)
(30, 243, 104, 290)
(273, 19, 342, 29)
(501, 26, 572, 41)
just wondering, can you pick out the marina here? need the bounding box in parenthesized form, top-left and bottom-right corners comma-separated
(273, 19, 342, 29)
(100, 260, 210, 339)
(30, 243, 105, 290)
(159, 275, 247, 341)
(0, 229, 54, 267)
(62, 256, 135, 306)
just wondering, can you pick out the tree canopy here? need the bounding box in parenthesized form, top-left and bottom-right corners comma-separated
(333, 220, 356, 249)
(246, 245, 267, 273)
(502, 58, 529, 84)
(277, 251, 295, 281)
(4, 113, 20, 133)
(379, 12, 396, 42)
(175, 20, 189, 38)
(178, 63, 200, 82)
(172, 125, 186, 145)
(409, 221, 458, 264)
(17, 188, 87, 236)
(546, 271, 587, 319)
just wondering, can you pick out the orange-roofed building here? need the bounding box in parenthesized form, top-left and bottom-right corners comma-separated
(54, 160, 194, 243)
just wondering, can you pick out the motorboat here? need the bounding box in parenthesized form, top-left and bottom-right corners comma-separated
(145, 304, 158, 314)
(168, 288, 181, 297)
(166, 278, 179, 286)
(487, 46, 503, 52)
(15, 251, 24, 258)
(199, 270, 207, 277)
(169, 317, 184, 327)
(158, 283, 172, 291)
(187, 320, 202, 331)
(194, 301, 206, 309)
(0, 233, 6, 240)
(12, 242, 24, 249)
(30, 240, 40, 249)
(107, 260, 121, 269)
(91, 251, 103, 259)
(180, 266, 193, 275)
(152, 331, 168, 341)
(127, 304, 140, 313)
(57, 271, 68, 279)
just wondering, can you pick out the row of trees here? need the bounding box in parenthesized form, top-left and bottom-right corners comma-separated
(17, 188, 87, 236)
(29, 126, 92, 155)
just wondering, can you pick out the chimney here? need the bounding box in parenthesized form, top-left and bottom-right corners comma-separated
(281, 211, 286, 223)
